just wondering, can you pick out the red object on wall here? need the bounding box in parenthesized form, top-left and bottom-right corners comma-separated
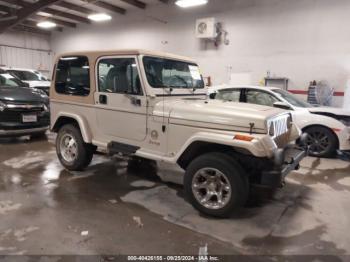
(289, 90, 344, 97)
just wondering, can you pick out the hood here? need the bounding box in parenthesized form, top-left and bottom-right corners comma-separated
(24, 81, 51, 87)
(0, 86, 48, 104)
(308, 106, 350, 117)
(154, 99, 288, 133)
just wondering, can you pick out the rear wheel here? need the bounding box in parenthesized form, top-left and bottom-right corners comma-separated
(304, 126, 338, 158)
(184, 152, 249, 218)
(56, 124, 94, 171)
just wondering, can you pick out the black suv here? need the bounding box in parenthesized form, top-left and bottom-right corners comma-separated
(0, 69, 50, 138)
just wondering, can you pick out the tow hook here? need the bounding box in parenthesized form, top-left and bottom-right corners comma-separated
(280, 180, 286, 188)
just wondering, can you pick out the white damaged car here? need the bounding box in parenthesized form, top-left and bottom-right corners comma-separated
(209, 85, 350, 158)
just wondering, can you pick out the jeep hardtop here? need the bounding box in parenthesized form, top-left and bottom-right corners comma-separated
(50, 49, 306, 217)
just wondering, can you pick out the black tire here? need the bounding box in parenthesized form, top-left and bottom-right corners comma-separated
(30, 131, 47, 140)
(303, 126, 338, 158)
(56, 124, 94, 171)
(184, 152, 249, 218)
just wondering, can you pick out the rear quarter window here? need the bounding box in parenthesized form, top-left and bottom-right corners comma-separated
(55, 56, 90, 96)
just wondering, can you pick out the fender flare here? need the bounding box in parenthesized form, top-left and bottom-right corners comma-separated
(52, 112, 92, 143)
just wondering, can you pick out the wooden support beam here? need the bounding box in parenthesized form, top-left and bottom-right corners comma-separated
(43, 7, 91, 23)
(0, 3, 16, 14)
(0, 0, 30, 8)
(120, 0, 146, 9)
(30, 14, 77, 28)
(92, 1, 126, 15)
(0, 0, 62, 34)
(55, 1, 93, 15)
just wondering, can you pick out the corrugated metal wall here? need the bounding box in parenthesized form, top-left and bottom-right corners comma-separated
(0, 31, 54, 77)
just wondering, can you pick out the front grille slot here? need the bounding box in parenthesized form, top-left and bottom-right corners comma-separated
(268, 114, 292, 148)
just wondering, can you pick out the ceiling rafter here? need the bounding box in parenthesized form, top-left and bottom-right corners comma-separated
(43, 7, 91, 23)
(0, 4, 15, 14)
(120, 0, 146, 9)
(0, 0, 62, 34)
(0, 0, 31, 8)
(85, 0, 126, 15)
(54, 1, 93, 15)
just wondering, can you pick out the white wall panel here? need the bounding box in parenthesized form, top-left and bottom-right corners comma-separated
(0, 31, 53, 77)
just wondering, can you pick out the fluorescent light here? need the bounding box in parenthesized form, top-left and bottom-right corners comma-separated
(60, 57, 78, 61)
(88, 13, 112, 22)
(37, 11, 52, 17)
(37, 21, 56, 29)
(175, 0, 208, 8)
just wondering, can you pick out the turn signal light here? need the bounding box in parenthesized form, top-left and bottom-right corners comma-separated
(233, 135, 255, 142)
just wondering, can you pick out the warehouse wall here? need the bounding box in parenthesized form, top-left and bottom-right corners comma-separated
(0, 31, 53, 77)
(51, 0, 350, 106)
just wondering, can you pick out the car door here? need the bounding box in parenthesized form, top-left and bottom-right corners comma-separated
(95, 56, 147, 142)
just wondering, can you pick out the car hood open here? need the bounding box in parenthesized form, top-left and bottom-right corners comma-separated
(0, 86, 48, 104)
(154, 99, 288, 133)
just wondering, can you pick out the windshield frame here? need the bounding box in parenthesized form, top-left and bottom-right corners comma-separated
(272, 88, 312, 108)
(142, 56, 205, 90)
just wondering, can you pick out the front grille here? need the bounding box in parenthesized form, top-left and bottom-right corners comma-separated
(268, 114, 292, 148)
(0, 103, 48, 124)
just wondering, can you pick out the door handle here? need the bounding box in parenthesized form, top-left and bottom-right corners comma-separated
(124, 94, 141, 106)
(99, 94, 107, 104)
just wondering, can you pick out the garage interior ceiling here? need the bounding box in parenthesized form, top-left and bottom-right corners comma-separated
(0, 0, 169, 35)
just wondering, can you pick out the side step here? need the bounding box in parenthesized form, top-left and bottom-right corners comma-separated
(107, 141, 140, 155)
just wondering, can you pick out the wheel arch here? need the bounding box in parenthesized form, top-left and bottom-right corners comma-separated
(176, 141, 252, 170)
(51, 114, 92, 143)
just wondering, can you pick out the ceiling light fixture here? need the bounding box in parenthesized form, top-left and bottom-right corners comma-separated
(175, 0, 208, 8)
(37, 21, 57, 29)
(37, 11, 52, 17)
(88, 13, 112, 22)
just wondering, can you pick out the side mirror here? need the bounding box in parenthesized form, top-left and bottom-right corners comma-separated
(273, 101, 292, 110)
(209, 93, 216, 99)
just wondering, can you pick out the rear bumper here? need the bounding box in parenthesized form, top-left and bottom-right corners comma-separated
(261, 146, 307, 187)
(0, 126, 48, 137)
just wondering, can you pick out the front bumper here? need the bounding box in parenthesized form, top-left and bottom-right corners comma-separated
(0, 126, 49, 137)
(261, 145, 307, 187)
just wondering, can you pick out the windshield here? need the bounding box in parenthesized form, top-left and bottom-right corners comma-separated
(273, 89, 312, 108)
(143, 56, 204, 89)
(8, 70, 41, 81)
(0, 73, 21, 87)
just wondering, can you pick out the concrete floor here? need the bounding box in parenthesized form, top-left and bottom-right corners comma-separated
(0, 133, 349, 258)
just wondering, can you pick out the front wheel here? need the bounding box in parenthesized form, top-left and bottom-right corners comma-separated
(303, 126, 338, 158)
(56, 124, 94, 171)
(184, 152, 249, 218)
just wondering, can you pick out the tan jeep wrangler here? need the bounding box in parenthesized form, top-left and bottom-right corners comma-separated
(50, 50, 306, 217)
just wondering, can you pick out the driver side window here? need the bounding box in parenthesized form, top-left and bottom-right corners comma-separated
(98, 58, 143, 95)
(246, 90, 278, 107)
